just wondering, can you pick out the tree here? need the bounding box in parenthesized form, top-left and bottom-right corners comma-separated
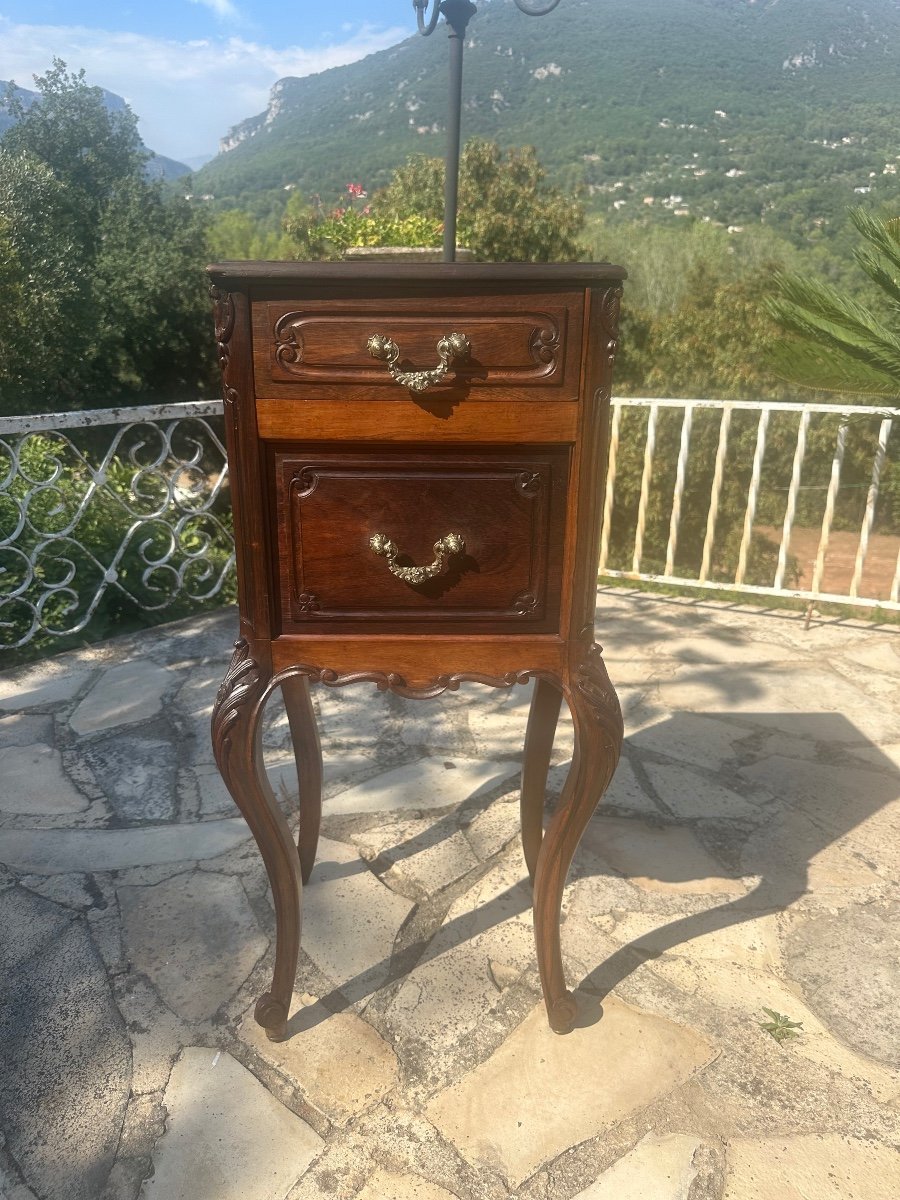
(767, 208, 900, 399)
(0, 60, 214, 413)
(620, 265, 795, 401)
(2, 61, 146, 258)
(0, 146, 90, 405)
(376, 138, 586, 262)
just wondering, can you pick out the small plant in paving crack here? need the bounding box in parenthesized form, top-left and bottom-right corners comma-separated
(758, 1007, 804, 1045)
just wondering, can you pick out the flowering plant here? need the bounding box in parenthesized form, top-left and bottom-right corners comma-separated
(313, 182, 442, 251)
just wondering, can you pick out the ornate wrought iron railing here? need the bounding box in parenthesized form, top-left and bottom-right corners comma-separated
(0, 400, 234, 655)
(599, 398, 900, 613)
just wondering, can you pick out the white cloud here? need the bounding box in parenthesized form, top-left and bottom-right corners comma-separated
(0, 17, 409, 162)
(189, 0, 242, 23)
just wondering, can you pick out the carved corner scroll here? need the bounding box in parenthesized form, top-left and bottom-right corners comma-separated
(513, 592, 539, 615)
(529, 324, 561, 367)
(515, 470, 542, 497)
(274, 315, 304, 368)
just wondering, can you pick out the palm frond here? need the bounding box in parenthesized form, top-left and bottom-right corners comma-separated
(768, 338, 899, 399)
(769, 273, 899, 347)
(768, 209, 900, 400)
(850, 207, 900, 274)
(853, 251, 900, 310)
(768, 288, 900, 363)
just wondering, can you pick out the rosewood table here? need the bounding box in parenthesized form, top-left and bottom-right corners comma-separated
(208, 262, 625, 1040)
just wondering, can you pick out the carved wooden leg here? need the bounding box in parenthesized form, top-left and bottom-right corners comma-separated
(520, 676, 563, 883)
(281, 674, 322, 885)
(211, 640, 302, 1041)
(532, 646, 623, 1033)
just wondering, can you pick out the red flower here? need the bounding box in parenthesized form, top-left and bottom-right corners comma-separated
(346, 182, 367, 198)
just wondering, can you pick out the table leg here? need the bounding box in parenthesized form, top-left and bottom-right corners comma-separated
(281, 674, 323, 885)
(532, 646, 623, 1033)
(520, 677, 563, 882)
(211, 640, 302, 1041)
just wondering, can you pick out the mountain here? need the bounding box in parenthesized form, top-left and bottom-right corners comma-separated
(192, 0, 900, 239)
(0, 81, 192, 180)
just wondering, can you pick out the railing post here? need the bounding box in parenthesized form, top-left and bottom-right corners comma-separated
(734, 408, 770, 587)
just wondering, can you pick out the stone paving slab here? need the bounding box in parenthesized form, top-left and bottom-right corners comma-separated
(69, 660, 171, 736)
(142, 1048, 323, 1200)
(722, 1134, 900, 1200)
(384, 850, 536, 1059)
(239, 996, 399, 1126)
(571, 1133, 703, 1200)
(119, 871, 268, 1023)
(0, 818, 251, 873)
(0, 744, 89, 816)
(0, 664, 93, 710)
(300, 837, 415, 1001)
(355, 1168, 459, 1200)
(0, 889, 131, 1200)
(351, 815, 480, 901)
(0, 593, 898, 1200)
(426, 996, 716, 1188)
(325, 756, 519, 816)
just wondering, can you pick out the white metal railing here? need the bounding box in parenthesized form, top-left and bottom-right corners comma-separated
(599, 398, 900, 612)
(0, 400, 234, 652)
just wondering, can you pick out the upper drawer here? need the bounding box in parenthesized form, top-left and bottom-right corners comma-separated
(251, 291, 584, 402)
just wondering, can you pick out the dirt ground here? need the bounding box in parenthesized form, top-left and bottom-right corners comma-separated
(757, 525, 899, 600)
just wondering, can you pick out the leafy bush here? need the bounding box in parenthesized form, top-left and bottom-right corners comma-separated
(314, 208, 442, 252)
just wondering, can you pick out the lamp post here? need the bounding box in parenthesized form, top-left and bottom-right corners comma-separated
(413, 0, 563, 262)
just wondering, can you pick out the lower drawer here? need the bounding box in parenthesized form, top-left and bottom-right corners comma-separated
(271, 448, 569, 635)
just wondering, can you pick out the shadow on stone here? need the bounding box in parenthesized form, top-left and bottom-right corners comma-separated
(298, 710, 898, 1056)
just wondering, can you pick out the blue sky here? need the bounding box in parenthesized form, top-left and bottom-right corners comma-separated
(0, 1, 418, 161)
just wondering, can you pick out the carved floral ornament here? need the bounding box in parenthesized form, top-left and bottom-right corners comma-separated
(209, 286, 235, 371)
(599, 286, 623, 369)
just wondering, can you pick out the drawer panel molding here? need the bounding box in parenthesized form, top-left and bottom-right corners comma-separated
(274, 449, 568, 634)
(254, 292, 583, 400)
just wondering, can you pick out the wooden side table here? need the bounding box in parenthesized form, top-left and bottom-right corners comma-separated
(208, 262, 625, 1040)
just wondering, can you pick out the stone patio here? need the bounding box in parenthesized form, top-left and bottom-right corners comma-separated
(1, 588, 899, 1200)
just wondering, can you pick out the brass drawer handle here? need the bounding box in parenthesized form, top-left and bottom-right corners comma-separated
(367, 332, 470, 393)
(369, 532, 465, 585)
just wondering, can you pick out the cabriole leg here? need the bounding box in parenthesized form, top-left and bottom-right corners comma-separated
(211, 640, 302, 1041)
(281, 673, 323, 885)
(520, 676, 563, 882)
(532, 646, 623, 1033)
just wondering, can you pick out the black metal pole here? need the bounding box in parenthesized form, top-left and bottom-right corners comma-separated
(440, 0, 476, 262)
(415, 0, 562, 262)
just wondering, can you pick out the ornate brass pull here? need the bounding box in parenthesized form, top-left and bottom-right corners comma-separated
(369, 532, 465, 585)
(367, 332, 470, 393)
